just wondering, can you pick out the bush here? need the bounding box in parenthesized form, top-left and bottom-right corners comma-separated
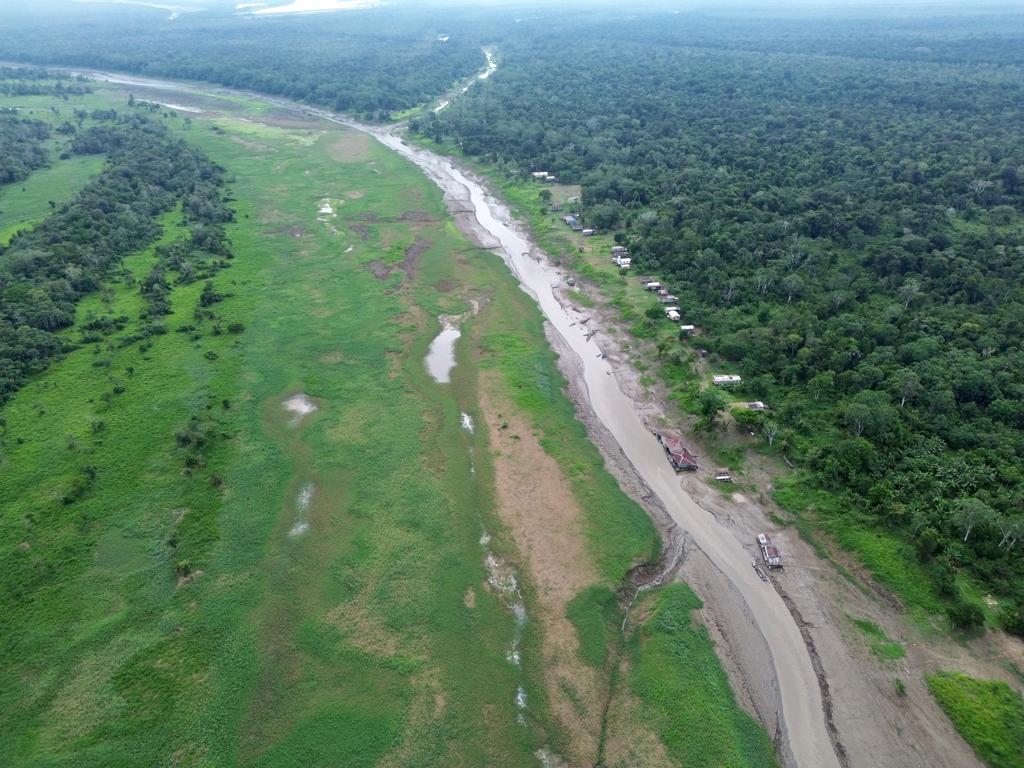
(947, 600, 985, 631)
(999, 602, 1024, 637)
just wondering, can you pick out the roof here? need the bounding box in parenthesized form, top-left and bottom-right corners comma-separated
(712, 374, 742, 384)
(679, 324, 696, 331)
(660, 435, 698, 467)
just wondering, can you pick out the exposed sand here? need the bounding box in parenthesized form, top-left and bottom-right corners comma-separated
(481, 379, 621, 763)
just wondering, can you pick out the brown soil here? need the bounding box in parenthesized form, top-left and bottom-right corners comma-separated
(398, 210, 441, 223)
(402, 238, 430, 282)
(319, 351, 343, 365)
(324, 600, 400, 658)
(602, 659, 674, 768)
(351, 223, 370, 241)
(345, 189, 365, 199)
(366, 260, 392, 280)
(479, 376, 605, 763)
(325, 130, 375, 162)
(375, 669, 448, 768)
(229, 135, 276, 153)
(463, 587, 477, 609)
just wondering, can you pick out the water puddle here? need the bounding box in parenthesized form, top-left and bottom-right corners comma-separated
(288, 482, 315, 537)
(424, 317, 461, 383)
(535, 747, 568, 767)
(283, 393, 318, 425)
(515, 685, 528, 723)
(139, 99, 203, 113)
(482, 544, 530, 727)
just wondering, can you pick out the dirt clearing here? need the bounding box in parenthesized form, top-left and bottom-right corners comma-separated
(480, 377, 604, 762)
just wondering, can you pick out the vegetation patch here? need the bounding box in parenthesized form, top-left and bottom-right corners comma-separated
(627, 585, 778, 768)
(848, 616, 905, 661)
(566, 585, 620, 670)
(927, 672, 1024, 768)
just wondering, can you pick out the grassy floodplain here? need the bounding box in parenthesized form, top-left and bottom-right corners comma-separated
(0, 81, 775, 767)
(0, 154, 105, 245)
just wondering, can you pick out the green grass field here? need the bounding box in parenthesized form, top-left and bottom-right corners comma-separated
(627, 585, 778, 768)
(927, 672, 1024, 768)
(0, 82, 778, 767)
(0, 154, 105, 245)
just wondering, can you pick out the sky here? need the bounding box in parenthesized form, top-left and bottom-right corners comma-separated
(9, 0, 1023, 18)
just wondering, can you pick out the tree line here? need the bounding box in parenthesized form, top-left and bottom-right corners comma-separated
(0, 111, 233, 405)
(0, 9, 483, 121)
(0, 66, 92, 97)
(0, 112, 51, 184)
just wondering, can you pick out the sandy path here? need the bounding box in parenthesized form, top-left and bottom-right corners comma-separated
(66, 66, 841, 768)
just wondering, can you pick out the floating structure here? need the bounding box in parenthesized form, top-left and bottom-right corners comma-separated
(656, 433, 698, 471)
(757, 533, 782, 569)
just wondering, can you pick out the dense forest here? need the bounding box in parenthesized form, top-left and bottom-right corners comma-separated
(0, 113, 51, 184)
(0, 111, 232, 405)
(0, 66, 92, 97)
(413, 13, 1024, 631)
(0, 9, 482, 120)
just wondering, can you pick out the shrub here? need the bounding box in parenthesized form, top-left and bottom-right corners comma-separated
(947, 600, 985, 631)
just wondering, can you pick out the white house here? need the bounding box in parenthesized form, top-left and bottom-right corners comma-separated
(712, 374, 742, 386)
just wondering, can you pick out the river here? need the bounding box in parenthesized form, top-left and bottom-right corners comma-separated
(76, 65, 842, 768)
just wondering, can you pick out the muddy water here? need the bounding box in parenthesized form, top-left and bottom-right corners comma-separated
(424, 323, 461, 383)
(69, 66, 839, 768)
